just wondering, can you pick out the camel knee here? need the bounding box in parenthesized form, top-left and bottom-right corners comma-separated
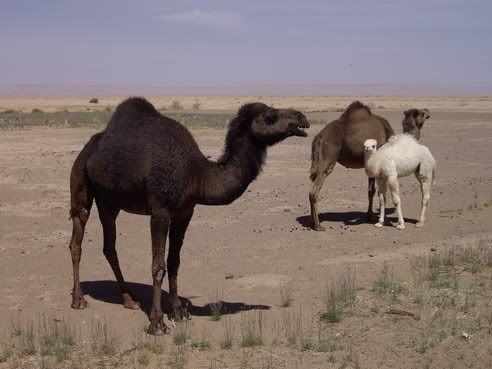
(153, 266, 167, 283)
(70, 206, 90, 223)
(309, 191, 318, 203)
(69, 239, 81, 254)
(69, 211, 88, 251)
(79, 208, 90, 223)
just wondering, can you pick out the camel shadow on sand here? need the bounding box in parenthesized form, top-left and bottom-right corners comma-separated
(80, 280, 269, 318)
(294, 207, 415, 228)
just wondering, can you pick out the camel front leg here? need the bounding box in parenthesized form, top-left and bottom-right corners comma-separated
(167, 208, 194, 322)
(366, 177, 376, 220)
(375, 178, 387, 228)
(148, 209, 171, 335)
(387, 177, 405, 230)
(416, 179, 431, 228)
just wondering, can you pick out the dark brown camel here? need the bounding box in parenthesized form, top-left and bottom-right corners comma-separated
(68, 97, 309, 334)
(308, 101, 394, 231)
(402, 108, 430, 140)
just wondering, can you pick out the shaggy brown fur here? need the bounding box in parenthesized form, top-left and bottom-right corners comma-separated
(309, 101, 394, 231)
(402, 108, 430, 140)
(68, 97, 309, 334)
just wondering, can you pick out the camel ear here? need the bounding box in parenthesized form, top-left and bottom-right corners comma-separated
(237, 103, 268, 123)
(404, 110, 410, 116)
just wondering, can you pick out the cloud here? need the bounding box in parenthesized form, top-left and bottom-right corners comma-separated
(159, 10, 243, 28)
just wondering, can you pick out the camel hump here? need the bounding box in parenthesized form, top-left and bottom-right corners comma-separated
(377, 116, 395, 139)
(112, 97, 160, 119)
(105, 97, 163, 132)
(340, 101, 372, 121)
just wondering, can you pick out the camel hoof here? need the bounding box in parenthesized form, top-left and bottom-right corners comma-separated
(168, 307, 191, 322)
(374, 222, 383, 228)
(123, 294, 140, 310)
(71, 297, 90, 310)
(313, 225, 326, 232)
(366, 212, 374, 221)
(148, 320, 170, 336)
(396, 224, 405, 230)
(415, 222, 424, 228)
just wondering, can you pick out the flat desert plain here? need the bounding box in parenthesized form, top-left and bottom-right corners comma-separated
(0, 96, 491, 369)
(1, 95, 492, 112)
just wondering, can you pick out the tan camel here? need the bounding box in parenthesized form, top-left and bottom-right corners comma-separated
(308, 101, 394, 231)
(402, 108, 430, 140)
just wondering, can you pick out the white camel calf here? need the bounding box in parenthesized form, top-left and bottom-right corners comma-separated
(363, 134, 436, 229)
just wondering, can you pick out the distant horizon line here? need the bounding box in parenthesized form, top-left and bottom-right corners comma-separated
(1, 82, 491, 96)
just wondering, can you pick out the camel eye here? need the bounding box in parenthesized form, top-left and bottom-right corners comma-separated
(263, 110, 277, 124)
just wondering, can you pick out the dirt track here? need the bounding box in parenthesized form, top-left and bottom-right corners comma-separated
(0, 109, 491, 368)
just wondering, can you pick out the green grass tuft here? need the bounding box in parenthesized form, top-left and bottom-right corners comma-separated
(372, 263, 408, 300)
(320, 267, 357, 323)
(240, 310, 264, 347)
(173, 322, 189, 345)
(90, 320, 119, 356)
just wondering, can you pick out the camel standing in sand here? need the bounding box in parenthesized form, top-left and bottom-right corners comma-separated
(363, 135, 436, 229)
(308, 101, 394, 231)
(402, 108, 430, 140)
(69, 97, 309, 334)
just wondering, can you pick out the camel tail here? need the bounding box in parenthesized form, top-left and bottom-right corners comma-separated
(309, 134, 323, 181)
(69, 159, 93, 222)
(69, 133, 103, 220)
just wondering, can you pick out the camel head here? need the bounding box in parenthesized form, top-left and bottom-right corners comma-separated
(404, 108, 430, 128)
(235, 103, 310, 146)
(363, 139, 378, 154)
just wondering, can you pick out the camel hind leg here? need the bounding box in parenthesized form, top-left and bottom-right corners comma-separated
(387, 176, 405, 230)
(69, 178, 93, 309)
(415, 168, 432, 228)
(366, 177, 376, 220)
(96, 199, 140, 310)
(309, 160, 336, 231)
(69, 132, 103, 309)
(374, 178, 387, 228)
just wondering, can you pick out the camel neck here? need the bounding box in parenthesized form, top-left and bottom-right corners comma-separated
(364, 151, 376, 176)
(197, 131, 266, 205)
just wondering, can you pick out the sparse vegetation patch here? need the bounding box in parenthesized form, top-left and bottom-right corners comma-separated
(320, 267, 357, 323)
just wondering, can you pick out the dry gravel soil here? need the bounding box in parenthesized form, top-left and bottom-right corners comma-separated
(0, 108, 491, 368)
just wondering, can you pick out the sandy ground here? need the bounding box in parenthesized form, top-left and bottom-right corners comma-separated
(0, 106, 491, 368)
(1, 95, 492, 112)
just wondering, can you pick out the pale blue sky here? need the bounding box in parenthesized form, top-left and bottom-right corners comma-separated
(1, 0, 490, 89)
